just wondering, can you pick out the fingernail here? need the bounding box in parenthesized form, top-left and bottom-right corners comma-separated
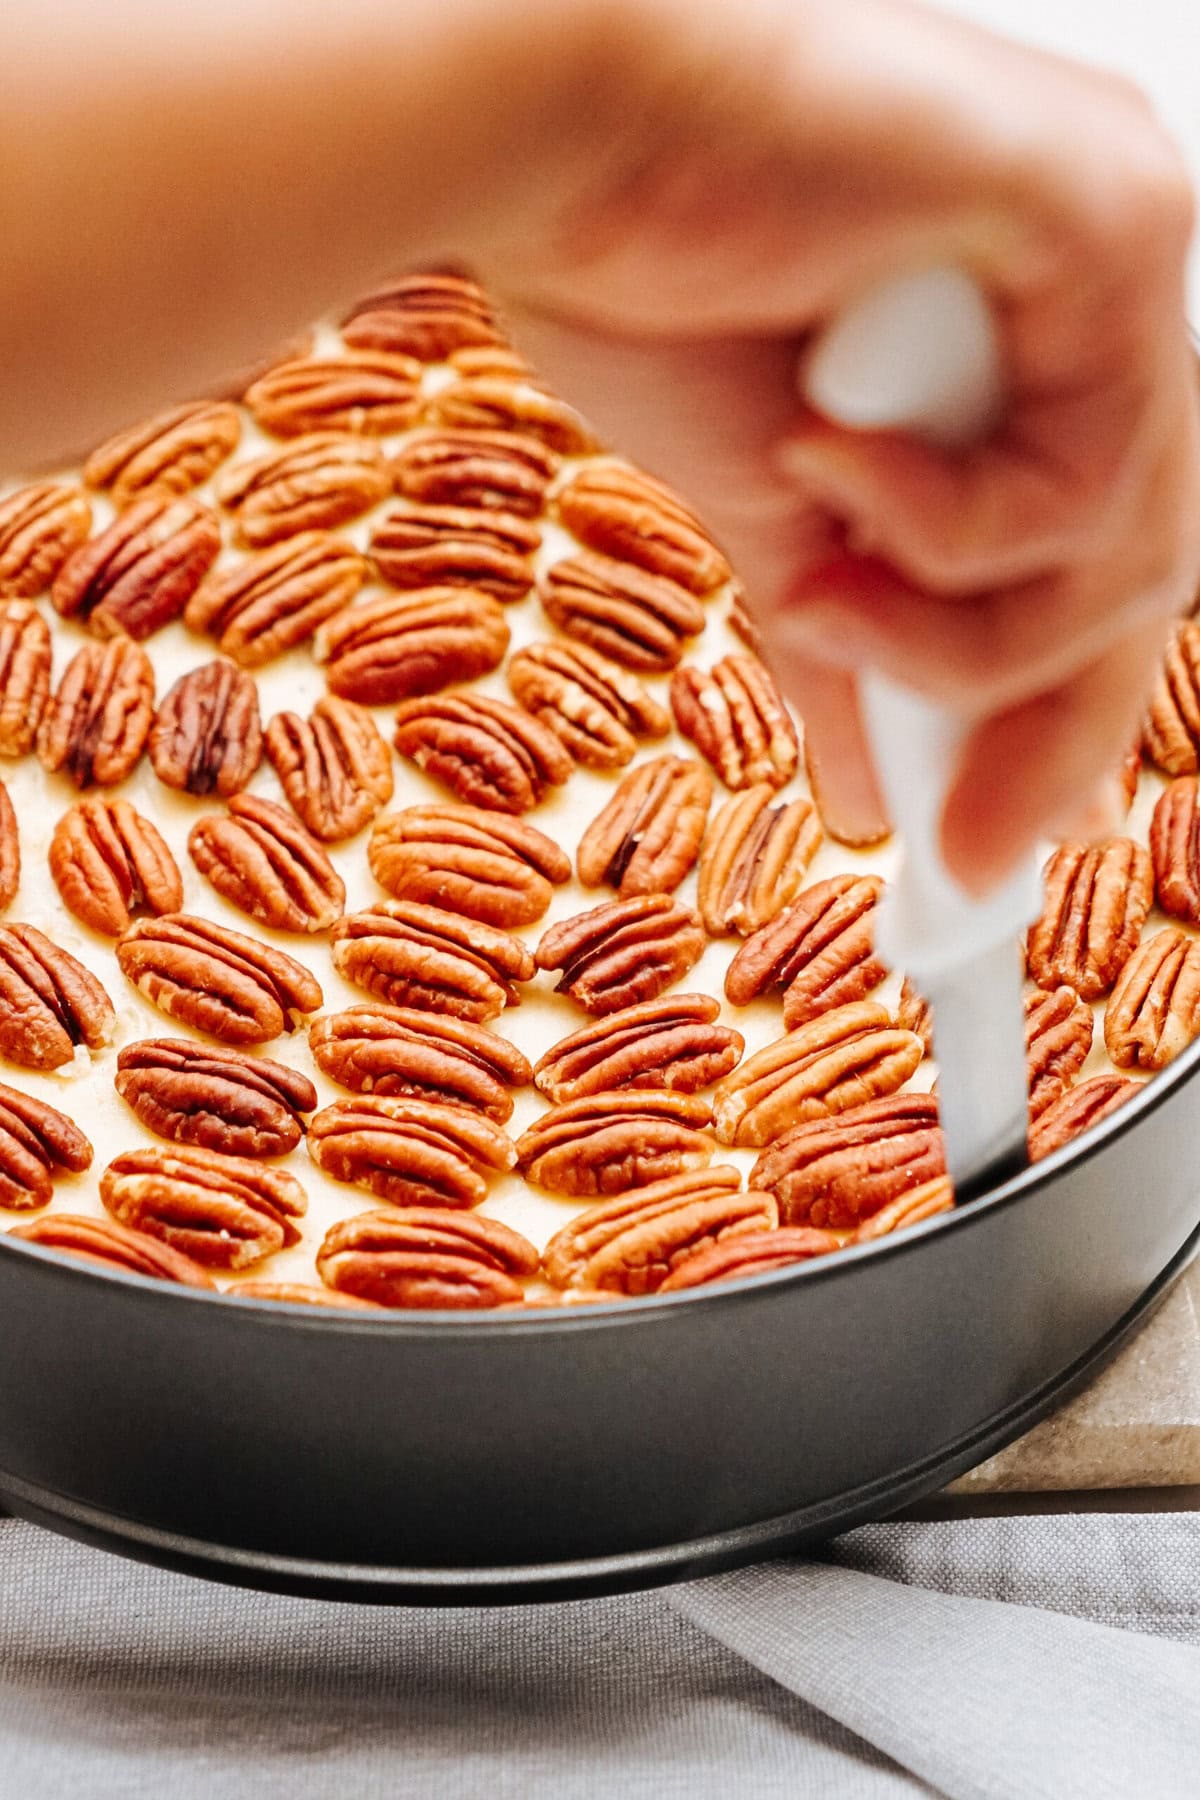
(806, 750, 891, 848)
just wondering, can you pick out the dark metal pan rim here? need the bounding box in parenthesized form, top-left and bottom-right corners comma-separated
(3, 1030, 1194, 1334)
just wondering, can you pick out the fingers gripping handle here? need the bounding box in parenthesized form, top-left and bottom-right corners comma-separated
(802, 267, 1039, 983)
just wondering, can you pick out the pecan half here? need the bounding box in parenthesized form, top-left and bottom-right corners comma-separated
(229, 1280, 381, 1310)
(308, 1095, 515, 1207)
(314, 586, 510, 703)
(515, 1091, 714, 1197)
(367, 804, 571, 926)
(0, 781, 17, 911)
(535, 894, 705, 1015)
(552, 463, 731, 595)
(697, 786, 823, 936)
(724, 876, 886, 1027)
(317, 1207, 538, 1309)
(84, 400, 241, 504)
(51, 495, 221, 640)
(184, 531, 368, 666)
(534, 995, 743, 1104)
(422, 376, 596, 454)
(539, 551, 705, 673)
(0, 600, 51, 756)
(310, 1005, 531, 1122)
(852, 1177, 954, 1243)
(1145, 622, 1200, 776)
(100, 1144, 307, 1270)
(370, 500, 539, 600)
(391, 691, 572, 813)
(216, 433, 390, 547)
(244, 351, 421, 436)
(0, 1081, 93, 1210)
(148, 659, 262, 797)
(447, 345, 537, 382)
(341, 273, 504, 360)
(727, 584, 761, 653)
(543, 1165, 774, 1295)
(1027, 839, 1152, 1000)
(750, 1093, 943, 1230)
(0, 483, 92, 599)
(0, 923, 115, 1069)
(670, 656, 798, 791)
(188, 792, 345, 933)
(390, 428, 558, 517)
(115, 1037, 316, 1157)
(1025, 984, 1093, 1116)
(264, 695, 393, 842)
(49, 796, 182, 936)
(712, 1001, 923, 1148)
(37, 637, 155, 787)
(576, 755, 712, 896)
(1150, 778, 1200, 925)
(9, 1213, 214, 1286)
(507, 639, 670, 769)
(659, 1226, 841, 1291)
(1029, 1074, 1143, 1161)
(1104, 928, 1200, 1071)
(116, 913, 323, 1045)
(330, 900, 533, 1021)
(897, 980, 933, 1053)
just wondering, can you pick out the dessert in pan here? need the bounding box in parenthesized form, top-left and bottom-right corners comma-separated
(0, 270, 1190, 1313)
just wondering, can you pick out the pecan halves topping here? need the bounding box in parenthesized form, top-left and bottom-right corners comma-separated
(9, 1213, 214, 1287)
(727, 585, 761, 654)
(188, 792, 346, 933)
(507, 640, 670, 770)
(314, 586, 510, 704)
(712, 1001, 924, 1148)
(100, 1144, 307, 1270)
(659, 1227, 842, 1292)
(0, 600, 51, 756)
(697, 785, 823, 936)
(0, 781, 17, 911)
(244, 350, 422, 436)
(897, 979, 933, 1053)
(1144, 621, 1200, 776)
(1025, 984, 1093, 1116)
(391, 691, 572, 813)
(1150, 777, 1200, 925)
(229, 1281, 381, 1310)
(0, 1080, 93, 1211)
(851, 1177, 954, 1243)
(1029, 1074, 1143, 1162)
(184, 531, 368, 667)
(551, 463, 731, 595)
(0, 923, 115, 1070)
(317, 1208, 538, 1310)
(390, 428, 559, 517)
(670, 656, 798, 791)
(725, 876, 886, 1028)
(148, 659, 262, 797)
(116, 913, 323, 1045)
(84, 400, 241, 504)
(534, 894, 705, 1016)
(367, 804, 570, 927)
(330, 900, 533, 1022)
(542, 1166, 775, 1296)
(310, 1005, 531, 1123)
(37, 637, 155, 788)
(49, 797, 182, 936)
(1026, 839, 1152, 1000)
(750, 1093, 943, 1230)
(341, 274, 505, 360)
(307, 1095, 516, 1208)
(533, 995, 743, 1104)
(51, 495, 221, 640)
(576, 755, 712, 897)
(515, 1091, 714, 1197)
(1104, 928, 1200, 1071)
(264, 695, 393, 842)
(370, 501, 540, 601)
(538, 551, 705, 673)
(0, 483, 92, 599)
(115, 1038, 317, 1158)
(216, 433, 390, 547)
(422, 376, 596, 454)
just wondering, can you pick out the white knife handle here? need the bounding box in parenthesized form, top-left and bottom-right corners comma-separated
(802, 267, 1040, 983)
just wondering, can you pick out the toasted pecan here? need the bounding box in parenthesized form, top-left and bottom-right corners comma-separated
(115, 1037, 317, 1157)
(391, 691, 572, 813)
(37, 637, 155, 787)
(310, 1005, 531, 1122)
(538, 551, 705, 673)
(391, 428, 558, 517)
(1028, 1074, 1143, 1161)
(515, 1091, 714, 1197)
(84, 400, 241, 504)
(9, 1213, 214, 1287)
(851, 1178, 954, 1242)
(216, 433, 390, 546)
(659, 1227, 842, 1291)
(897, 980, 933, 1053)
(0, 484, 92, 600)
(670, 655, 798, 791)
(1144, 622, 1200, 776)
(725, 876, 886, 1028)
(0, 782, 17, 911)
(184, 531, 368, 666)
(533, 995, 743, 1103)
(307, 1095, 516, 1208)
(1025, 984, 1093, 1117)
(342, 274, 505, 360)
(317, 1207, 538, 1309)
(367, 804, 570, 926)
(1027, 839, 1152, 1000)
(148, 659, 262, 797)
(0, 1080, 93, 1211)
(577, 755, 712, 897)
(727, 584, 761, 654)
(370, 501, 539, 601)
(49, 797, 182, 936)
(116, 912, 323, 1045)
(0, 600, 51, 756)
(0, 923, 115, 1070)
(534, 894, 705, 1016)
(330, 899, 533, 1022)
(314, 586, 510, 703)
(1150, 778, 1200, 925)
(422, 376, 596, 454)
(227, 1280, 382, 1310)
(750, 1093, 943, 1230)
(552, 462, 731, 595)
(100, 1144, 307, 1270)
(1104, 928, 1200, 1072)
(188, 792, 345, 933)
(697, 785, 823, 936)
(507, 640, 670, 769)
(264, 695, 393, 842)
(51, 495, 221, 640)
(244, 350, 422, 436)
